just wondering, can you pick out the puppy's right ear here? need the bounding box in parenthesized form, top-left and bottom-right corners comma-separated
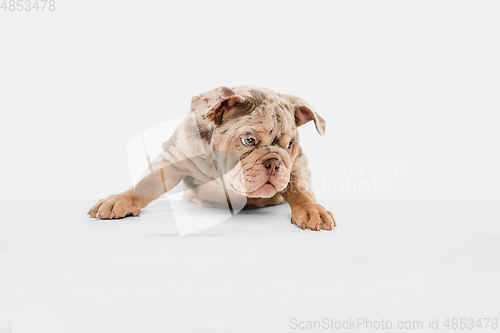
(191, 86, 245, 126)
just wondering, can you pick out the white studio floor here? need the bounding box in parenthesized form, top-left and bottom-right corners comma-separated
(1, 200, 499, 333)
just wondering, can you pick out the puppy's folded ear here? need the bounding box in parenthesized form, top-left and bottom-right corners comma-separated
(280, 94, 326, 136)
(191, 86, 245, 126)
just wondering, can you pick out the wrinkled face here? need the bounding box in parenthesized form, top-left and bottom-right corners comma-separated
(191, 86, 325, 199)
(212, 102, 299, 198)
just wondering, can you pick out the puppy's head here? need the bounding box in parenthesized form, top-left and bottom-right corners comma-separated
(191, 86, 325, 198)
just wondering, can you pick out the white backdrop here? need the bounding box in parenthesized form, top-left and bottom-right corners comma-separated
(1, 0, 499, 200)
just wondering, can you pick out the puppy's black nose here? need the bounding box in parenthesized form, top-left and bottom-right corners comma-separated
(263, 158, 280, 175)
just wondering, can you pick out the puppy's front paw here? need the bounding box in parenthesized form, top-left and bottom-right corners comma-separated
(87, 194, 141, 220)
(291, 203, 336, 231)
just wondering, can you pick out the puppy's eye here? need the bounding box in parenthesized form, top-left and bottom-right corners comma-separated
(287, 141, 293, 149)
(241, 137, 256, 146)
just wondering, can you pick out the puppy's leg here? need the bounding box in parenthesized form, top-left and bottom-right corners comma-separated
(88, 153, 183, 220)
(282, 151, 336, 231)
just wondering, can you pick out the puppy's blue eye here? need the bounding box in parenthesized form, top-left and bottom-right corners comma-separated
(287, 141, 293, 149)
(241, 137, 256, 146)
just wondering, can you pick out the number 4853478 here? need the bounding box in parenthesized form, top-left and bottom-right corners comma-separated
(1, 0, 56, 11)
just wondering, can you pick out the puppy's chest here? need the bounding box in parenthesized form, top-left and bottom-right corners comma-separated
(181, 176, 231, 207)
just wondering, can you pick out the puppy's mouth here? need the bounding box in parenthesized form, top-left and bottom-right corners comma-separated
(247, 179, 278, 198)
(227, 177, 278, 198)
(261, 180, 275, 189)
(225, 155, 290, 198)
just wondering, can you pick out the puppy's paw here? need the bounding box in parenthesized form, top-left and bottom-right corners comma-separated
(291, 203, 336, 231)
(87, 194, 141, 220)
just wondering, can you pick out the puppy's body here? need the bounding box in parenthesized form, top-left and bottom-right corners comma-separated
(88, 86, 336, 231)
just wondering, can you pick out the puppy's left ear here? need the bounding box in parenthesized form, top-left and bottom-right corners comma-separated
(191, 86, 245, 126)
(279, 94, 326, 136)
